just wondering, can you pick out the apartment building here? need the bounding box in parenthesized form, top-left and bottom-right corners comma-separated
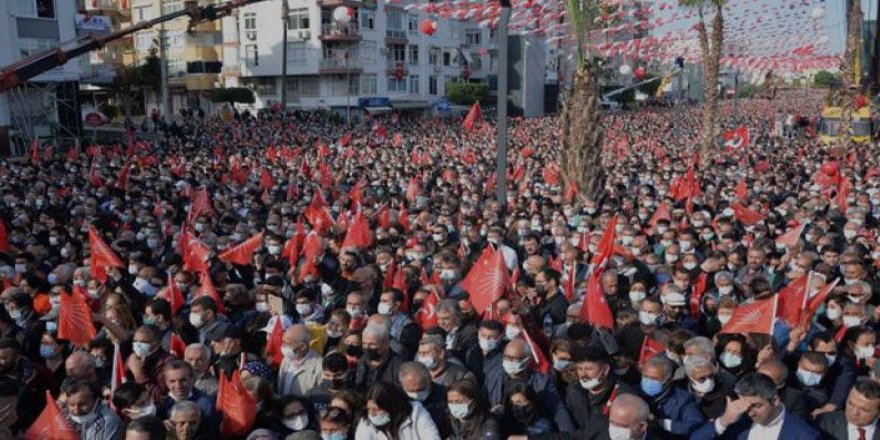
(231, 0, 493, 116)
(129, 0, 227, 113)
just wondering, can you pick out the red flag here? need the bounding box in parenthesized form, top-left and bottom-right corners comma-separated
(579, 272, 614, 328)
(339, 133, 353, 147)
(260, 168, 275, 190)
(397, 207, 410, 232)
(374, 204, 392, 229)
(111, 342, 127, 392)
(29, 138, 40, 165)
(217, 369, 258, 436)
(689, 273, 708, 318)
(722, 126, 750, 149)
(800, 277, 841, 330)
(264, 316, 284, 367)
(22, 391, 78, 440)
(731, 202, 766, 226)
(542, 165, 561, 186)
(187, 188, 216, 225)
(776, 273, 810, 326)
(522, 329, 551, 374)
(462, 102, 483, 131)
(563, 263, 577, 301)
(776, 223, 805, 248)
(638, 336, 665, 365)
(88, 225, 124, 283)
(341, 212, 373, 249)
(181, 230, 211, 274)
(218, 232, 264, 266)
(169, 333, 187, 358)
(406, 178, 421, 202)
(414, 290, 440, 329)
(461, 246, 510, 314)
(283, 236, 300, 269)
(58, 289, 97, 347)
(590, 216, 617, 268)
(720, 296, 777, 335)
(0, 219, 8, 253)
(195, 273, 225, 314)
(116, 162, 131, 191)
(158, 274, 185, 316)
(837, 178, 852, 214)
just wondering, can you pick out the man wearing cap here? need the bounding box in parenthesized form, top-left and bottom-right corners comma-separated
(660, 289, 697, 333)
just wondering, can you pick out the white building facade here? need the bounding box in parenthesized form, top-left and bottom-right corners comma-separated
(230, 0, 494, 115)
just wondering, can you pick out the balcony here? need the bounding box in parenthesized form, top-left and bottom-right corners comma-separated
(318, 0, 365, 8)
(185, 73, 217, 91)
(386, 59, 407, 76)
(183, 46, 220, 61)
(84, 0, 131, 16)
(385, 29, 407, 43)
(321, 23, 361, 41)
(319, 58, 363, 74)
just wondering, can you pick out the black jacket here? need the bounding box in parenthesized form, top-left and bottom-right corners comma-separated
(354, 352, 406, 391)
(817, 410, 880, 440)
(672, 375, 735, 420)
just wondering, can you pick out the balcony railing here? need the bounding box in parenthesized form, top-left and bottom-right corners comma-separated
(385, 29, 407, 40)
(317, 0, 365, 8)
(321, 22, 361, 41)
(320, 58, 362, 71)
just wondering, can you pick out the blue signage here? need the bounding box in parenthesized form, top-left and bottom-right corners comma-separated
(436, 97, 450, 111)
(358, 97, 391, 108)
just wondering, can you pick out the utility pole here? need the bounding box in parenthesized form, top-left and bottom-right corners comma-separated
(733, 69, 739, 124)
(872, 1, 880, 94)
(280, 0, 290, 109)
(495, 1, 511, 207)
(159, 0, 170, 125)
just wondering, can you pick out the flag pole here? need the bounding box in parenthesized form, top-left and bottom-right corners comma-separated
(770, 294, 779, 336)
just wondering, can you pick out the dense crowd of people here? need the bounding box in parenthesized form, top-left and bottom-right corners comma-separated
(0, 88, 879, 440)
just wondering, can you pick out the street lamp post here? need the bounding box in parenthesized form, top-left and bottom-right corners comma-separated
(495, 2, 511, 207)
(280, 0, 290, 109)
(733, 69, 740, 124)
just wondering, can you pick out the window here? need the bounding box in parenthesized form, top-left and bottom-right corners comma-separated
(245, 44, 259, 66)
(391, 44, 405, 63)
(168, 59, 186, 77)
(465, 30, 481, 46)
(18, 38, 55, 58)
(165, 30, 185, 50)
(287, 8, 310, 31)
(289, 42, 307, 63)
(250, 77, 276, 95)
(408, 45, 418, 66)
(163, 1, 184, 14)
(386, 11, 404, 38)
(133, 5, 152, 22)
(134, 32, 154, 52)
(286, 77, 319, 97)
(349, 75, 360, 95)
(408, 75, 419, 94)
(244, 13, 256, 30)
(330, 78, 350, 96)
(360, 10, 375, 30)
(387, 77, 406, 93)
(470, 54, 482, 71)
(360, 41, 377, 63)
(428, 47, 439, 66)
(361, 74, 378, 95)
(443, 51, 451, 67)
(407, 15, 418, 34)
(36, 0, 54, 18)
(429, 76, 437, 95)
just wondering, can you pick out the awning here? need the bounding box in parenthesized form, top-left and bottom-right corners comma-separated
(392, 101, 430, 110)
(364, 106, 393, 114)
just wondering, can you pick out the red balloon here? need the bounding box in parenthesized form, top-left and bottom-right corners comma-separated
(634, 67, 646, 80)
(820, 161, 839, 176)
(420, 19, 437, 36)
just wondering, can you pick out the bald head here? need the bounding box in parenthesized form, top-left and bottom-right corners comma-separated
(609, 394, 650, 436)
(65, 351, 97, 381)
(757, 359, 788, 388)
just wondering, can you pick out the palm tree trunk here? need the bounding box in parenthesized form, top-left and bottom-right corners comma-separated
(561, 65, 605, 203)
(838, 0, 861, 150)
(698, 6, 723, 164)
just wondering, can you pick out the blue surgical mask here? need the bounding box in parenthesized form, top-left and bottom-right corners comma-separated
(322, 432, 347, 440)
(39, 343, 56, 359)
(369, 411, 391, 427)
(796, 369, 822, 387)
(641, 377, 665, 397)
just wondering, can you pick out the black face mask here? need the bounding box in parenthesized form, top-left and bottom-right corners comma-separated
(511, 404, 535, 424)
(321, 377, 346, 390)
(345, 345, 362, 358)
(363, 347, 382, 361)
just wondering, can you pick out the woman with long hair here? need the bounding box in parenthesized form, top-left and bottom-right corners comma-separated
(354, 381, 440, 440)
(446, 379, 500, 440)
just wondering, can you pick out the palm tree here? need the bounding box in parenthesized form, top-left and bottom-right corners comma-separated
(681, 0, 725, 164)
(559, 0, 606, 203)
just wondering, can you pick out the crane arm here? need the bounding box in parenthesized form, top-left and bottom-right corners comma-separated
(0, 0, 268, 94)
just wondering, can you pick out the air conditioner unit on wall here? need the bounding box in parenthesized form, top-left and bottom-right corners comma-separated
(299, 30, 310, 39)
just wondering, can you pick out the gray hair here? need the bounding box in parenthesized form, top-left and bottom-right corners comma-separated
(399, 361, 431, 385)
(714, 271, 734, 283)
(734, 373, 778, 402)
(436, 299, 461, 322)
(362, 324, 390, 343)
(419, 334, 445, 351)
(169, 400, 201, 420)
(643, 356, 673, 381)
(683, 354, 714, 376)
(683, 336, 716, 361)
(67, 351, 96, 370)
(185, 343, 212, 363)
(611, 394, 650, 423)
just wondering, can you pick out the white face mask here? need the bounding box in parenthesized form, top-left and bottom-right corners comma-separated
(629, 290, 646, 303)
(189, 312, 204, 328)
(377, 303, 393, 315)
(638, 311, 658, 326)
(296, 304, 312, 316)
(857, 346, 875, 360)
(717, 313, 732, 325)
(825, 306, 842, 321)
(283, 414, 308, 431)
(608, 424, 633, 440)
(579, 375, 603, 391)
(720, 352, 742, 368)
(691, 377, 715, 393)
(505, 325, 521, 340)
(717, 285, 733, 296)
(843, 316, 863, 328)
